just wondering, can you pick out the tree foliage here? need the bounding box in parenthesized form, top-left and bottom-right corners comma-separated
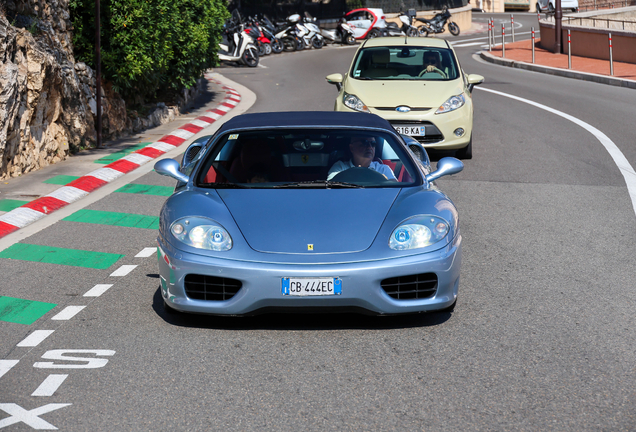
(69, 0, 229, 103)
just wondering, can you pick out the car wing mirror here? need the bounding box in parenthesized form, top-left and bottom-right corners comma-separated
(326, 73, 343, 91)
(425, 157, 463, 183)
(155, 159, 190, 183)
(467, 74, 485, 92)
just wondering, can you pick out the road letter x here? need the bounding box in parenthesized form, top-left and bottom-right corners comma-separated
(0, 403, 71, 430)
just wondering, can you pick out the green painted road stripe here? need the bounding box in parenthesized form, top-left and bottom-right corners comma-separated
(0, 296, 57, 325)
(115, 184, 174, 196)
(43, 175, 80, 185)
(94, 143, 150, 164)
(63, 209, 159, 229)
(0, 244, 124, 269)
(0, 199, 28, 212)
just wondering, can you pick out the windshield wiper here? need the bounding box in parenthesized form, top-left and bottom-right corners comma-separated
(274, 180, 363, 189)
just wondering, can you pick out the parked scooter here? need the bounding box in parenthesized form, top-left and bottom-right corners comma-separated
(218, 13, 259, 67)
(416, 6, 460, 36)
(258, 16, 284, 53)
(297, 13, 325, 49)
(320, 17, 356, 45)
(382, 12, 418, 37)
(273, 16, 305, 51)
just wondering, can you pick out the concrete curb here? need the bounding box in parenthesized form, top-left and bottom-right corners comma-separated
(479, 50, 636, 89)
(0, 72, 242, 239)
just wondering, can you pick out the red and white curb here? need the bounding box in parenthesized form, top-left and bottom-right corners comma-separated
(0, 73, 240, 238)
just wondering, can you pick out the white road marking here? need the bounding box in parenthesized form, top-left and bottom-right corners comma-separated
(83, 284, 113, 297)
(451, 42, 486, 47)
(16, 330, 55, 347)
(51, 306, 85, 321)
(31, 375, 68, 397)
(135, 247, 157, 258)
(110, 265, 137, 277)
(34, 350, 115, 369)
(0, 403, 71, 429)
(478, 87, 636, 217)
(0, 360, 19, 379)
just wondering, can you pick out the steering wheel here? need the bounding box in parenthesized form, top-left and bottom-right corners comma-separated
(331, 167, 390, 183)
(418, 68, 447, 79)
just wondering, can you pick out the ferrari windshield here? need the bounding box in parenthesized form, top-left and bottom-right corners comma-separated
(196, 128, 420, 188)
(351, 46, 459, 81)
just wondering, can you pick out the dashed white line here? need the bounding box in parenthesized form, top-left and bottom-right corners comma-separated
(51, 306, 85, 321)
(0, 360, 19, 379)
(83, 284, 113, 297)
(31, 375, 68, 397)
(135, 247, 157, 258)
(16, 330, 55, 347)
(110, 265, 137, 277)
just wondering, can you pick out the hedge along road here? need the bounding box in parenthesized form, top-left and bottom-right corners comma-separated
(1, 41, 636, 430)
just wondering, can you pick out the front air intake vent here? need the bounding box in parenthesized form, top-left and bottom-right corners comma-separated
(381, 273, 438, 300)
(184, 274, 242, 301)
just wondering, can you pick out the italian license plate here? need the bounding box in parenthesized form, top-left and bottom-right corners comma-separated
(394, 125, 426, 136)
(282, 277, 342, 296)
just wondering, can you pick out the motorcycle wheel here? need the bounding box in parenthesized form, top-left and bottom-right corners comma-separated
(417, 25, 429, 37)
(368, 28, 381, 39)
(271, 39, 284, 53)
(281, 36, 297, 52)
(345, 34, 356, 45)
(242, 45, 259, 67)
(264, 42, 272, 55)
(448, 22, 460, 36)
(311, 36, 324, 49)
(258, 42, 266, 56)
(296, 37, 306, 50)
(406, 27, 418, 37)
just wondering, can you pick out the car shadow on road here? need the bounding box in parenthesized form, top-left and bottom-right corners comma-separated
(151, 288, 452, 330)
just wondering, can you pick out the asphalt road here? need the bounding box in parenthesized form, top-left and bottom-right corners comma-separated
(2, 14, 636, 430)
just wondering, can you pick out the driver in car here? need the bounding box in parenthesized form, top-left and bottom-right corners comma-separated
(327, 136, 396, 181)
(421, 52, 445, 76)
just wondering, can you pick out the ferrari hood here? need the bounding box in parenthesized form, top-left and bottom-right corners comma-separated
(344, 77, 464, 109)
(217, 189, 400, 254)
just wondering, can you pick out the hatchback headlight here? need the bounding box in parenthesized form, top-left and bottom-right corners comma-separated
(389, 216, 450, 250)
(435, 94, 465, 114)
(343, 93, 370, 113)
(170, 217, 232, 251)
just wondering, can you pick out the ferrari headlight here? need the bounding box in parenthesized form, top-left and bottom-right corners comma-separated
(389, 216, 450, 250)
(170, 217, 232, 251)
(435, 94, 465, 114)
(343, 93, 370, 113)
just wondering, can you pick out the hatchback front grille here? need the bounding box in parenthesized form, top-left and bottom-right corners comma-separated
(184, 274, 242, 301)
(381, 273, 438, 300)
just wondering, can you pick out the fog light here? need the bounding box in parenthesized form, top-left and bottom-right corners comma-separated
(454, 128, 465, 137)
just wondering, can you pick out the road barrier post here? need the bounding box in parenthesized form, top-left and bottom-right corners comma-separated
(532, 27, 535, 63)
(568, 29, 572, 69)
(609, 33, 614, 76)
(502, 24, 505, 58)
(488, 20, 492, 51)
(511, 14, 515, 43)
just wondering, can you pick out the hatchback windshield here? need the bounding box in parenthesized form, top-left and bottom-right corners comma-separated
(196, 128, 419, 188)
(351, 46, 459, 81)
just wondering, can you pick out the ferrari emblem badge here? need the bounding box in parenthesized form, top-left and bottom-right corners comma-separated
(307, 244, 314, 251)
(302, 155, 309, 164)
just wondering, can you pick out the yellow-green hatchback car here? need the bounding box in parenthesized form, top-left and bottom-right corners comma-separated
(326, 38, 484, 159)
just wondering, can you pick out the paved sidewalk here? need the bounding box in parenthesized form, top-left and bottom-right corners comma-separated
(0, 72, 248, 240)
(481, 38, 636, 89)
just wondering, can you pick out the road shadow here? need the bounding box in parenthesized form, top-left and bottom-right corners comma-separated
(151, 287, 452, 331)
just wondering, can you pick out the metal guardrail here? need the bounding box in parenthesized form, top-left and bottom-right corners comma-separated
(562, 16, 636, 29)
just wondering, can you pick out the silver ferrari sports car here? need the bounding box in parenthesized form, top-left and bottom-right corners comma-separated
(155, 111, 464, 316)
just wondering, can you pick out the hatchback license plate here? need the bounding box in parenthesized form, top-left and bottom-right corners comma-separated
(394, 125, 426, 136)
(282, 277, 342, 296)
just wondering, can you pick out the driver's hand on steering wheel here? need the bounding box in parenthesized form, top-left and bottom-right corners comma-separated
(425, 65, 438, 73)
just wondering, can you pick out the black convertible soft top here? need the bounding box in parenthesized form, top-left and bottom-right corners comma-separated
(217, 111, 396, 133)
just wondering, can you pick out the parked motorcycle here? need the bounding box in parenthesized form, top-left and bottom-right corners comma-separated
(273, 15, 305, 51)
(298, 13, 325, 49)
(416, 6, 460, 37)
(320, 18, 356, 45)
(258, 16, 284, 53)
(382, 12, 418, 37)
(219, 12, 259, 67)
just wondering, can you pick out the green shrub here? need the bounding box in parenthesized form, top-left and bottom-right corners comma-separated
(69, 0, 229, 103)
